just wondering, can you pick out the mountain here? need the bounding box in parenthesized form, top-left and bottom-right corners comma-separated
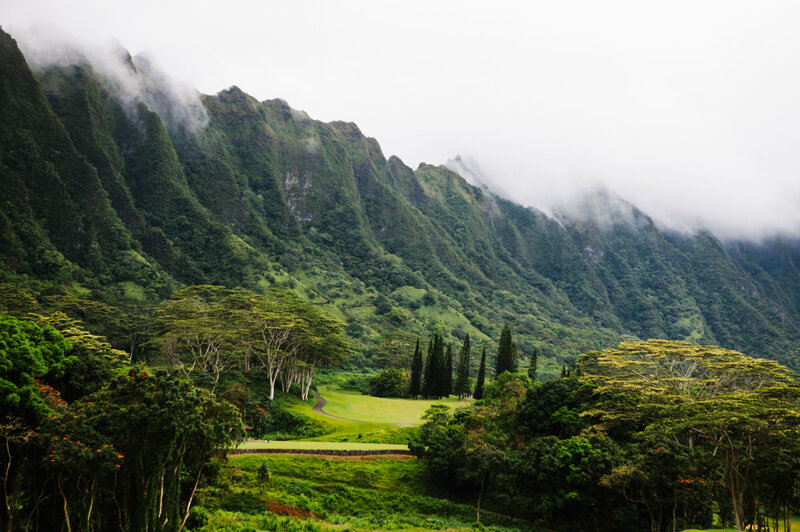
(1, 28, 798, 371)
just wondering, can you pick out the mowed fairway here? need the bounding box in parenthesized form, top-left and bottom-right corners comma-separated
(316, 386, 471, 425)
(237, 440, 408, 451)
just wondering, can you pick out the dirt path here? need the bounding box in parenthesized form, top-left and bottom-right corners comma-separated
(312, 391, 416, 427)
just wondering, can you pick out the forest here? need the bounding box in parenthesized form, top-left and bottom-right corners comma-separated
(3, 304, 799, 531)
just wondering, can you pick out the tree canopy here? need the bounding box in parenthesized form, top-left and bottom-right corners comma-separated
(154, 285, 349, 399)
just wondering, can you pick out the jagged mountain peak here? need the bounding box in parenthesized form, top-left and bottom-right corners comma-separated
(2, 26, 799, 370)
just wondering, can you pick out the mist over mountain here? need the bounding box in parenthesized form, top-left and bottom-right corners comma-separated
(1, 27, 799, 372)
(4, 2, 800, 242)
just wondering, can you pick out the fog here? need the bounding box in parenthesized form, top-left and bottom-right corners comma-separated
(3, 1, 800, 240)
(11, 26, 208, 133)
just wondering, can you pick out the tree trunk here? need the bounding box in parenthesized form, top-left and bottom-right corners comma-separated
(85, 476, 96, 532)
(2, 436, 14, 532)
(57, 475, 71, 532)
(672, 489, 678, 532)
(301, 367, 315, 401)
(157, 471, 164, 519)
(178, 457, 205, 532)
(476, 475, 485, 523)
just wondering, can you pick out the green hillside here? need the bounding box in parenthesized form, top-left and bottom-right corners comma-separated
(1, 27, 799, 371)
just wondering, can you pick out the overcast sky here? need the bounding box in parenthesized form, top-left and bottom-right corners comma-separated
(3, 1, 800, 240)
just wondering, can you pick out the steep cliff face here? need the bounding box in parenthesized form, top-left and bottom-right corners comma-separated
(1, 28, 798, 369)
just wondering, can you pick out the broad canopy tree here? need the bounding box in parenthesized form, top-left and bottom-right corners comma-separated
(582, 340, 800, 531)
(154, 285, 348, 399)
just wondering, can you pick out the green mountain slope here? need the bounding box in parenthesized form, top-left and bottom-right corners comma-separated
(1, 28, 798, 371)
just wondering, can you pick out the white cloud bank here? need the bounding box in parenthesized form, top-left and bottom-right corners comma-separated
(3, 1, 800, 240)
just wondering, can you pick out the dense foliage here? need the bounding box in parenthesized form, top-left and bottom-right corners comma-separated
(0, 314, 243, 532)
(410, 340, 800, 531)
(155, 285, 348, 400)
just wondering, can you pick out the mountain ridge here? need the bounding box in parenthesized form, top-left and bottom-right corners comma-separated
(1, 28, 798, 371)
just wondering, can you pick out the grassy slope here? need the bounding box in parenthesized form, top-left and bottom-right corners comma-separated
(315, 386, 472, 425)
(259, 386, 470, 444)
(196, 455, 532, 531)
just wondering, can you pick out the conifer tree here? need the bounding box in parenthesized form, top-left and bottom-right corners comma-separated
(422, 338, 434, 398)
(430, 333, 444, 398)
(454, 333, 471, 398)
(473, 346, 487, 400)
(495, 324, 517, 375)
(443, 343, 453, 397)
(409, 339, 423, 398)
(527, 347, 538, 382)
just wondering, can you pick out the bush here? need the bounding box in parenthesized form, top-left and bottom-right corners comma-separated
(263, 410, 329, 439)
(184, 506, 209, 530)
(368, 368, 407, 398)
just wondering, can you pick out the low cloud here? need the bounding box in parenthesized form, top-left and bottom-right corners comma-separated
(4, 2, 800, 242)
(12, 24, 208, 134)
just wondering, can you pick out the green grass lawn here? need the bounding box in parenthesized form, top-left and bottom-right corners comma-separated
(682, 515, 799, 531)
(237, 440, 409, 451)
(315, 386, 471, 425)
(274, 386, 472, 443)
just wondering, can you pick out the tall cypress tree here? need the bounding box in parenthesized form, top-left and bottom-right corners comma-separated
(495, 324, 516, 375)
(473, 346, 487, 400)
(409, 339, 423, 398)
(430, 333, 444, 398)
(443, 343, 453, 397)
(422, 338, 435, 398)
(454, 333, 471, 398)
(527, 347, 538, 382)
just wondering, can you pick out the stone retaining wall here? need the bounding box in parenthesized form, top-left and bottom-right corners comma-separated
(229, 448, 412, 456)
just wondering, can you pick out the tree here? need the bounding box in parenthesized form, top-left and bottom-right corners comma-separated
(507, 435, 623, 529)
(0, 315, 74, 424)
(409, 339, 423, 398)
(370, 368, 408, 397)
(443, 343, 453, 398)
(0, 315, 74, 531)
(422, 338, 435, 398)
(423, 334, 445, 399)
(495, 324, 516, 376)
(474, 346, 487, 400)
(241, 288, 307, 400)
(0, 314, 243, 532)
(408, 405, 466, 482)
(288, 303, 348, 401)
(454, 333, 471, 399)
(154, 285, 245, 392)
(155, 286, 348, 400)
(527, 347, 538, 382)
(36, 369, 243, 531)
(581, 340, 800, 531)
